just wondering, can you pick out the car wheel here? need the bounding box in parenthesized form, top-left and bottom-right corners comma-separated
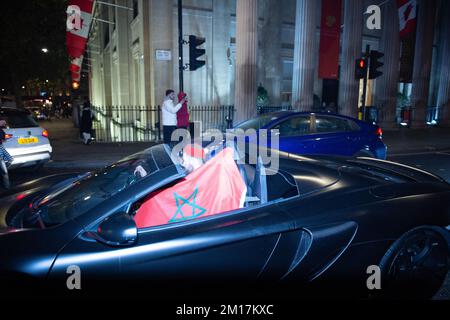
(354, 150, 375, 158)
(378, 226, 449, 299)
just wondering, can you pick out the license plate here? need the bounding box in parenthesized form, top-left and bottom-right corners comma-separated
(18, 137, 38, 144)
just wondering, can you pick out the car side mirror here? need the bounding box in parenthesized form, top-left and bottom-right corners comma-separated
(95, 213, 137, 247)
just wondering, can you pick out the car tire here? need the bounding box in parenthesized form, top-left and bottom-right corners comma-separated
(354, 150, 375, 158)
(377, 226, 449, 299)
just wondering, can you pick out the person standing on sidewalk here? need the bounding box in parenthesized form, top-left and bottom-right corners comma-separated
(177, 91, 190, 130)
(162, 89, 187, 145)
(177, 91, 190, 142)
(80, 97, 94, 145)
(0, 120, 13, 190)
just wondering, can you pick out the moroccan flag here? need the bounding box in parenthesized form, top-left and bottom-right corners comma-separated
(318, 0, 342, 79)
(66, 0, 94, 58)
(134, 148, 247, 229)
(398, 0, 417, 38)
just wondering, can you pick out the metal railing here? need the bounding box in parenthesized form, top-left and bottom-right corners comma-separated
(257, 105, 293, 114)
(91, 105, 235, 142)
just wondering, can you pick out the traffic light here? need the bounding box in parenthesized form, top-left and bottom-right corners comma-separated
(355, 58, 367, 79)
(368, 50, 384, 79)
(189, 35, 206, 71)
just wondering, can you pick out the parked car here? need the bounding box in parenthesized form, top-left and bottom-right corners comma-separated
(234, 112, 387, 159)
(0, 107, 52, 169)
(0, 143, 448, 299)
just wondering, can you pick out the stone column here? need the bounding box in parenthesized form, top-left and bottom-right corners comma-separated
(212, 0, 231, 105)
(437, 0, 450, 126)
(376, 0, 400, 129)
(410, 0, 436, 127)
(338, 0, 363, 118)
(150, 0, 173, 106)
(262, 0, 282, 105)
(115, 0, 131, 105)
(234, 0, 258, 124)
(291, 0, 319, 111)
(141, 0, 152, 106)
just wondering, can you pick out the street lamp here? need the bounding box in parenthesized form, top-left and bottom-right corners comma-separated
(41, 48, 49, 53)
(72, 81, 79, 90)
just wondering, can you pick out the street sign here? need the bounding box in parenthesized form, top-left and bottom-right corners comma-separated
(155, 50, 172, 61)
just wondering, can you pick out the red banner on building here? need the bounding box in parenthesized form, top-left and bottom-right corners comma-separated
(66, 0, 94, 58)
(398, 0, 417, 39)
(398, 0, 417, 82)
(318, 0, 342, 79)
(69, 55, 83, 73)
(72, 71, 81, 82)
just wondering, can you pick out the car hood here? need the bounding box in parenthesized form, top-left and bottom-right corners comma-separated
(0, 172, 80, 199)
(0, 173, 81, 231)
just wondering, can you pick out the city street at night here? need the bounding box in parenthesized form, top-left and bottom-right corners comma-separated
(1, 0, 450, 312)
(5, 118, 450, 301)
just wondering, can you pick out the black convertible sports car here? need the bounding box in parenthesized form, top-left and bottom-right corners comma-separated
(0, 143, 449, 299)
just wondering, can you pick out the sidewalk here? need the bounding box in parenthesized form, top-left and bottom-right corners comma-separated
(44, 119, 152, 169)
(42, 119, 450, 169)
(383, 127, 450, 155)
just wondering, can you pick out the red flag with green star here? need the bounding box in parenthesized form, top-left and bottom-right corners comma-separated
(134, 148, 247, 228)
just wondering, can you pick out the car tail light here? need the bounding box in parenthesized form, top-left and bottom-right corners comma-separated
(375, 127, 382, 137)
(16, 193, 26, 201)
(5, 133, 13, 139)
(42, 129, 49, 138)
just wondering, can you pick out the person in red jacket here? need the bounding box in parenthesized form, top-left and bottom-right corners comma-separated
(177, 91, 190, 130)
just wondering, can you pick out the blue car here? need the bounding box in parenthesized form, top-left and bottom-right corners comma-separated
(234, 112, 387, 159)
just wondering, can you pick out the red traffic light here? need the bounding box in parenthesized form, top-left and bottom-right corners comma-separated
(355, 58, 367, 79)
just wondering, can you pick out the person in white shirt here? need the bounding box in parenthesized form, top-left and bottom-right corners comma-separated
(162, 89, 187, 145)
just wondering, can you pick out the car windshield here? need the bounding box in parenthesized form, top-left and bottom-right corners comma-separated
(29, 145, 175, 227)
(234, 114, 282, 131)
(0, 109, 39, 128)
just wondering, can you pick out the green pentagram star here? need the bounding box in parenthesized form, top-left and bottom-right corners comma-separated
(169, 186, 207, 223)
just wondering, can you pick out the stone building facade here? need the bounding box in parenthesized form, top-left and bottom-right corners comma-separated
(86, 0, 450, 128)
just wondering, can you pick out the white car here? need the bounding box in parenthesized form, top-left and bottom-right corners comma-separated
(0, 107, 52, 169)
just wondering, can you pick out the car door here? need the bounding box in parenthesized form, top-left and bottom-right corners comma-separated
(310, 115, 356, 156)
(268, 115, 316, 155)
(119, 202, 291, 282)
